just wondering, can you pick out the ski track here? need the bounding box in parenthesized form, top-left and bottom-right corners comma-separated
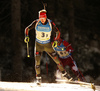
(0, 81, 100, 91)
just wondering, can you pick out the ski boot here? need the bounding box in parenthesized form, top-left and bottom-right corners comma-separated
(62, 71, 73, 81)
(36, 76, 41, 85)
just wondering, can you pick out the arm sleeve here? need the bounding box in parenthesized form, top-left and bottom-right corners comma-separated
(63, 40, 74, 53)
(51, 21, 61, 41)
(25, 20, 37, 37)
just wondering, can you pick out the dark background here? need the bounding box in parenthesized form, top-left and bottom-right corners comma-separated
(0, 0, 100, 85)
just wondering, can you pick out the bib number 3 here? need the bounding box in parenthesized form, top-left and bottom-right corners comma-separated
(41, 32, 48, 38)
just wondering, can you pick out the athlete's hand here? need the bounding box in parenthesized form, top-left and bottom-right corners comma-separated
(52, 41, 58, 47)
(24, 36, 29, 43)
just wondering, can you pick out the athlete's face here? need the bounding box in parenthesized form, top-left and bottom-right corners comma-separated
(40, 17, 47, 24)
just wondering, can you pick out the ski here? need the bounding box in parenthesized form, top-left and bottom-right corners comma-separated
(56, 79, 96, 91)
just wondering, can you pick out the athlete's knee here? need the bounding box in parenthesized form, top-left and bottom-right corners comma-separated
(57, 62, 62, 66)
(35, 51, 41, 56)
(35, 65, 40, 69)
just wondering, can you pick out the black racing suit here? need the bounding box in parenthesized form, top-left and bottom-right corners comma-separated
(25, 19, 65, 77)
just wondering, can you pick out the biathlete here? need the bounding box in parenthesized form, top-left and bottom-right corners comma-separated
(52, 38, 85, 81)
(24, 9, 72, 85)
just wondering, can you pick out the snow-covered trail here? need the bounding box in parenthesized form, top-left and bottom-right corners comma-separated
(0, 81, 99, 91)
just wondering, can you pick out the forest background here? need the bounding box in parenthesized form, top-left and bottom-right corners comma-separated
(0, 0, 100, 85)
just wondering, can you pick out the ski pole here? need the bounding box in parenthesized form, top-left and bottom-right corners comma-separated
(27, 42, 30, 57)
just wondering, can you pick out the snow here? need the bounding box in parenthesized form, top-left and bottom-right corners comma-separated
(0, 81, 100, 91)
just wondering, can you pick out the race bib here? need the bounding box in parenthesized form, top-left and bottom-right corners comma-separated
(36, 31, 51, 41)
(35, 19, 52, 44)
(57, 51, 69, 58)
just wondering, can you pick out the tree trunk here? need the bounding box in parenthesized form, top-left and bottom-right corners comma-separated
(47, 1, 55, 20)
(68, 0, 75, 48)
(11, 0, 22, 82)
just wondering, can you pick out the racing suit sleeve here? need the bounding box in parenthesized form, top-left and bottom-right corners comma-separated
(63, 40, 74, 53)
(51, 21, 61, 41)
(25, 20, 37, 37)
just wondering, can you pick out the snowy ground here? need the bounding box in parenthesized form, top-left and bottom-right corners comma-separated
(0, 81, 100, 91)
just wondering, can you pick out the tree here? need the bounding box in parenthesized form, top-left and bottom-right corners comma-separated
(11, 0, 22, 82)
(67, 0, 74, 48)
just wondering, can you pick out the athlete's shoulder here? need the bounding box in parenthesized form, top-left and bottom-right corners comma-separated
(63, 40, 69, 46)
(33, 19, 38, 23)
(30, 19, 38, 25)
(49, 19, 56, 26)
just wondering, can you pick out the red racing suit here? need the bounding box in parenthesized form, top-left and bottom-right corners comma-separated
(53, 39, 85, 81)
